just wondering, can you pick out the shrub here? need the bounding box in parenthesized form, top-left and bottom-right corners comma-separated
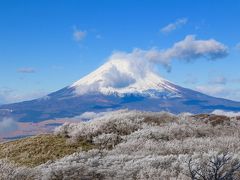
(1, 110, 240, 179)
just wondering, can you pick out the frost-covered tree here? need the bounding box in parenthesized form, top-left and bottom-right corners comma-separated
(1, 110, 240, 179)
(187, 152, 240, 180)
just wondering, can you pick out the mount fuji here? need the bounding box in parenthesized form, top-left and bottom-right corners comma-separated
(1, 58, 240, 122)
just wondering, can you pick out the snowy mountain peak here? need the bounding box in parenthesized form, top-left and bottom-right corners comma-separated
(71, 58, 181, 97)
(2, 56, 240, 123)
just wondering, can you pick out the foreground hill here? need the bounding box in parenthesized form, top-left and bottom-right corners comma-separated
(1, 110, 240, 179)
(1, 59, 240, 123)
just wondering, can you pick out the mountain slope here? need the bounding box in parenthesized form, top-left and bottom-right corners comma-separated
(1, 59, 240, 122)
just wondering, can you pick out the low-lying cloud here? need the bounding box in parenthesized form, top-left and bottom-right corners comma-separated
(212, 109, 240, 117)
(78, 111, 108, 120)
(0, 117, 18, 135)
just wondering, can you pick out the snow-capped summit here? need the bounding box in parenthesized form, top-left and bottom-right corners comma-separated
(1, 58, 240, 122)
(71, 59, 180, 97)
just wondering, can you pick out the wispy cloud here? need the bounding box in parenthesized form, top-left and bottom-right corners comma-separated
(0, 87, 46, 104)
(184, 75, 198, 84)
(209, 76, 227, 85)
(17, 67, 36, 73)
(235, 42, 240, 51)
(73, 27, 87, 42)
(195, 85, 240, 101)
(51, 65, 64, 70)
(193, 74, 240, 100)
(161, 18, 188, 34)
(232, 78, 240, 83)
(96, 34, 103, 39)
(196, 85, 227, 96)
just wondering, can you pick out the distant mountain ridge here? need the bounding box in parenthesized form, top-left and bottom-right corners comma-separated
(1, 59, 240, 122)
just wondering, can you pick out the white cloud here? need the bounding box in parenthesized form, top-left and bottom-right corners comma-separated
(17, 67, 36, 73)
(212, 110, 240, 117)
(55, 111, 110, 122)
(161, 18, 188, 33)
(73, 28, 87, 42)
(195, 85, 227, 97)
(209, 76, 227, 85)
(109, 35, 228, 72)
(0, 117, 18, 135)
(148, 35, 228, 66)
(78, 112, 98, 120)
(78, 111, 107, 120)
(102, 66, 136, 88)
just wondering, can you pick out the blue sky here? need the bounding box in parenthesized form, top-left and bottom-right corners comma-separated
(0, 0, 240, 103)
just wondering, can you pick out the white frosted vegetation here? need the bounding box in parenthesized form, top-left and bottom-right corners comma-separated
(1, 110, 240, 179)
